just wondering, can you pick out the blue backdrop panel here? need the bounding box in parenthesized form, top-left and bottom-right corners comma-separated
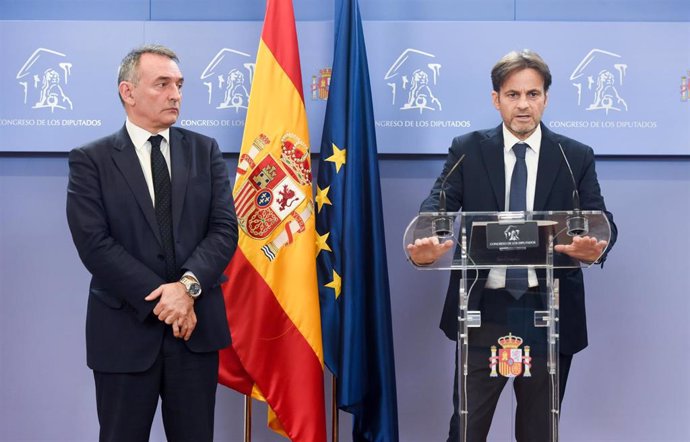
(0, 21, 144, 151)
(1, 20, 688, 155)
(359, 0, 516, 20)
(365, 21, 690, 155)
(0, 0, 150, 20)
(144, 20, 332, 152)
(144, 21, 262, 152)
(150, 0, 515, 21)
(516, 0, 690, 21)
(151, 0, 332, 21)
(4, 0, 689, 22)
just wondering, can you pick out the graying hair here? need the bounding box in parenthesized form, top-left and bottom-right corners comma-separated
(117, 44, 179, 104)
(491, 49, 552, 93)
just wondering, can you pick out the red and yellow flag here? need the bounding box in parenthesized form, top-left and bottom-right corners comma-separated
(218, 1, 326, 441)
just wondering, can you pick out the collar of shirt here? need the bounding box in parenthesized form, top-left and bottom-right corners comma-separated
(125, 118, 171, 153)
(501, 122, 541, 211)
(487, 123, 542, 289)
(125, 118, 172, 206)
(501, 123, 542, 155)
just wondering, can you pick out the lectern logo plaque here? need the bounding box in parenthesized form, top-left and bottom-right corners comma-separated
(489, 333, 532, 378)
(486, 221, 539, 250)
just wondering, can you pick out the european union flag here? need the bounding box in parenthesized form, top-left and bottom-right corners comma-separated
(315, 0, 399, 440)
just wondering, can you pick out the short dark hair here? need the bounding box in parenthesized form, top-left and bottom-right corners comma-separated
(117, 44, 179, 104)
(491, 49, 552, 93)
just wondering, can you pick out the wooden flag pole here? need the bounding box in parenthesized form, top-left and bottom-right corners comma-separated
(332, 375, 339, 442)
(243, 395, 252, 442)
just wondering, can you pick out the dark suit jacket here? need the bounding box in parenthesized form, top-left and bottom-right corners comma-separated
(67, 125, 238, 372)
(421, 123, 617, 355)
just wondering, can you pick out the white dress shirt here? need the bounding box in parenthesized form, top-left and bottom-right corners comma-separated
(124, 120, 199, 289)
(125, 118, 171, 208)
(485, 123, 542, 290)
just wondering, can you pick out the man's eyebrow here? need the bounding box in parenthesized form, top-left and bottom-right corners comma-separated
(153, 75, 184, 83)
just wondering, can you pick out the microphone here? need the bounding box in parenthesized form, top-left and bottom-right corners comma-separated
(432, 153, 466, 237)
(558, 143, 588, 236)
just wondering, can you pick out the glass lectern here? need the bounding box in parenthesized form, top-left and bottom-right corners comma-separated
(403, 210, 612, 441)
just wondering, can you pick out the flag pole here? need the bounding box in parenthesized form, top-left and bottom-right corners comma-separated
(243, 395, 252, 442)
(331, 374, 339, 442)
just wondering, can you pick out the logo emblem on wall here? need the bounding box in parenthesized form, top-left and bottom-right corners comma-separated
(16, 48, 74, 112)
(200, 48, 255, 111)
(489, 333, 532, 378)
(569, 49, 628, 114)
(681, 71, 690, 102)
(311, 68, 332, 101)
(384, 48, 442, 113)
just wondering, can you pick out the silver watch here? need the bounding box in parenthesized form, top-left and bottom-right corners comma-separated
(180, 276, 202, 299)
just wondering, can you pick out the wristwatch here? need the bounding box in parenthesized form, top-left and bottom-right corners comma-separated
(179, 275, 202, 299)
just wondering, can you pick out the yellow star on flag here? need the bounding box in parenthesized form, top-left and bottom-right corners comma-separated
(315, 186, 332, 212)
(316, 231, 332, 255)
(326, 143, 347, 173)
(324, 269, 342, 299)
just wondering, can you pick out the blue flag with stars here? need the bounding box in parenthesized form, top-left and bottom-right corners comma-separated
(315, 0, 399, 440)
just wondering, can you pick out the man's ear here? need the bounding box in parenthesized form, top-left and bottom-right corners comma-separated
(118, 81, 135, 106)
(491, 90, 500, 110)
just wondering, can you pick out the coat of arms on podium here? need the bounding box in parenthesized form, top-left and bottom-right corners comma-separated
(489, 333, 532, 378)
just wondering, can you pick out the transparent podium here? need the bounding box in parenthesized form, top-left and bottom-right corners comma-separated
(403, 210, 612, 442)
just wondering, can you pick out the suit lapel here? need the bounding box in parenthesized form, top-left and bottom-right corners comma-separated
(110, 126, 162, 245)
(169, 128, 190, 240)
(479, 125, 506, 210)
(534, 126, 563, 211)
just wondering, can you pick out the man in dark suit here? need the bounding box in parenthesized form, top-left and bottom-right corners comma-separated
(66, 44, 238, 441)
(407, 50, 617, 441)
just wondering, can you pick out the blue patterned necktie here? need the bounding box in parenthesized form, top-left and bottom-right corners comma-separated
(150, 135, 176, 282)
(505, 142, 528, 299)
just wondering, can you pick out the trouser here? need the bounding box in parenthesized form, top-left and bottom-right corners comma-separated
(93, 328, 219, 442)
(447, 287, 573, 442)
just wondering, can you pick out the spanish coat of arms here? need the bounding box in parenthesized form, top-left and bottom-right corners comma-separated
(235, 132, 314, 261)
(489, 333, 532, 378)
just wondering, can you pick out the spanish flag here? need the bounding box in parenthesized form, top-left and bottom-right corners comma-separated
(218, 1, 327, 440)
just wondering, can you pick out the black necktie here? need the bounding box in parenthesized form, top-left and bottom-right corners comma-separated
(150, 135, 176, 282)
(505, 142, 528, 299)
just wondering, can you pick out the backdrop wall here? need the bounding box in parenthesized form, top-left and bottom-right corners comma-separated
(1, 1, 689, 441)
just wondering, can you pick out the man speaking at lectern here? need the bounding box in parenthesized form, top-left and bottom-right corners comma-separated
(407, 50, 617, 441)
